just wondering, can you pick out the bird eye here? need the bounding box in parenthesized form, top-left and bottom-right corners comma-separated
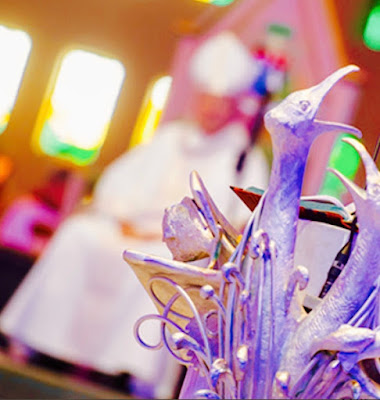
(299, 100, 310, 112)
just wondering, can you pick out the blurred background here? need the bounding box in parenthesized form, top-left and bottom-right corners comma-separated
(0, 0, 378, 397)
(0, 0, 378, 208)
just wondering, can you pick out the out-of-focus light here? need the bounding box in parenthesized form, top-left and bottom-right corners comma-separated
(0, 25, 32, 135)
(129, 75, 172, 148)
(34, 50, 125, 166)
(0, 154, 12, 184)
(195, 0, 235, 6)
(363, 3, 380, 51)
(151, 76, 172, 109)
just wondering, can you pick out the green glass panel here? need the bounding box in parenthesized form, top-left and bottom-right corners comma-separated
(0, 122, 7, 135)
(39, 122, 99, 166)
(363, 4, 380, 51)
(211, 0, 235, 6)
(319, 134, 361, 199)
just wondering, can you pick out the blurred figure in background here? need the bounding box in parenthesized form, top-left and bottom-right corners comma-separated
(0, 31, 269, 399)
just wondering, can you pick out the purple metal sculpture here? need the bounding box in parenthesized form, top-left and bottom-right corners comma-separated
(123, 65, 380, 399)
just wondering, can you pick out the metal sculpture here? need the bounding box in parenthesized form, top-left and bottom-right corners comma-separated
(123, 65, 380, 399)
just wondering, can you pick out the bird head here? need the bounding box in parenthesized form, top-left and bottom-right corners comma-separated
(264, 65, 361, 148)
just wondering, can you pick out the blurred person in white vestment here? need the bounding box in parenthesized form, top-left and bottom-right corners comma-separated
(0, 31, 269, 398)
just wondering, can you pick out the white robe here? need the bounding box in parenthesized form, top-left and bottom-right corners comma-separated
(0, 119, 269, 397)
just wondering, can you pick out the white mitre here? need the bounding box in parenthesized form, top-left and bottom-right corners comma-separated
(189, 30, 254, 96)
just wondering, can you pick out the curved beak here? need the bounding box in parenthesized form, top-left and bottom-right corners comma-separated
(310, 65, 362, 138)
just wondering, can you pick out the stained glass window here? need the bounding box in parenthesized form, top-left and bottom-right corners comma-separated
(34, 49, 125, 165)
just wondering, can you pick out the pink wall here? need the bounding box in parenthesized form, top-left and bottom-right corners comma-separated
(163, 0, 361, 195)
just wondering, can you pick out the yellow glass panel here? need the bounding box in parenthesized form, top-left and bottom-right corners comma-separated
(129, 75, 172, 148)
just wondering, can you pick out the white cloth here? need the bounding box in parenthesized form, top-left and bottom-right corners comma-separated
(189, 31, 255, 96)
(0, 119, 269, 396)
(94, 119, 269, 229)
(294, 219, 350, 305)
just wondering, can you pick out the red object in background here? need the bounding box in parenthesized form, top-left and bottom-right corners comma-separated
(231, 186, 357, 232)
(32, 169, 71, 211)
